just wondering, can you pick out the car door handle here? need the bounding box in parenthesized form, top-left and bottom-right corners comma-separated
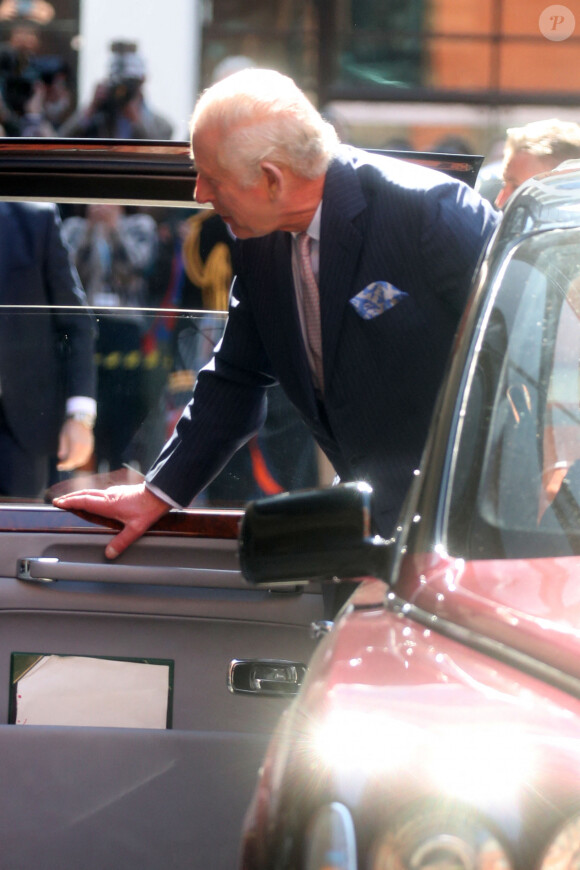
(17, 556, 246, 589)
(228, 659, 307, 696)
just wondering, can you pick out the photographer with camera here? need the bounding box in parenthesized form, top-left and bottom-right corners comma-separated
(59, 41, 173, 140)
(0, 20, 69, 136)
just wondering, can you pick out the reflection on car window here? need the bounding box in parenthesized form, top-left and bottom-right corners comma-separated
(448, 228, 580, 558)
(0, 203, 319, 507)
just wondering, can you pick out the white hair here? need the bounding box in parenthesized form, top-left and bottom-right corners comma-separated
(190, 68, 340, 185)
(506, 118, 580, 162)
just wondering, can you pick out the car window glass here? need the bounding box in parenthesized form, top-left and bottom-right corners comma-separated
(448, 228, 580, 558)
(0, 202, 320, 507)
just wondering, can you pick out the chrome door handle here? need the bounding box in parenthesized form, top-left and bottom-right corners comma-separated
(17, 557, 243, 588)
(228, 659, 307, 696)
(18, 557, 59, 583)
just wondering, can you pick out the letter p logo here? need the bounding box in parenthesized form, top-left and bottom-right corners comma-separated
(540, 5, 575, 40)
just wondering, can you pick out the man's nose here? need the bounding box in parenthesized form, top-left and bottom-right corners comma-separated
(495, 183, 512, 210)
(194, 176, 212, 205)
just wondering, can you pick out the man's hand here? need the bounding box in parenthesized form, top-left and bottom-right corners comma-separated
(56, 417, 94, 471)
(53, 483, 171, 560)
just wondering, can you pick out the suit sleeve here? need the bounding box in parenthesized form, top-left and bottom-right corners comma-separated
(43, 205, 97, 400)
(146, 271, 276, 507)
(420, 180, 499, 314)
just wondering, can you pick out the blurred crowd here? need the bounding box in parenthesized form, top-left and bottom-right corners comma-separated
(0, 23, 322, 499)
(0, 22, 173, 138)
(2, 17, 580, 499)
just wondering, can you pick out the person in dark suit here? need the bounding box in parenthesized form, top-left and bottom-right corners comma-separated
(0, 202, 97, 496)
(54, 69, 499, 558)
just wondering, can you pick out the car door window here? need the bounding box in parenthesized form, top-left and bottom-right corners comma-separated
(448, 228, 580, 558)
(0, 202, 321, 506)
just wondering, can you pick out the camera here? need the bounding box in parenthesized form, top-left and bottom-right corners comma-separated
(97, 41, 145, 117)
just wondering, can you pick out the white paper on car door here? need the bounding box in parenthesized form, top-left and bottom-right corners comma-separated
(13, 654, 171, 728)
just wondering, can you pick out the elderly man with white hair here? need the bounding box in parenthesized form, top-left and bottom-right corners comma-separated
(55, 68, 498, 567)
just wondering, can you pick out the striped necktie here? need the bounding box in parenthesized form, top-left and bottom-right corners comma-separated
(298, 232, 324, 392)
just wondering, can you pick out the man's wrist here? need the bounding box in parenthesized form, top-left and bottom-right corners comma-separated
(66, 411, 96, 430)
(145, 480, 182, 510)
(65, 396, 97, 428)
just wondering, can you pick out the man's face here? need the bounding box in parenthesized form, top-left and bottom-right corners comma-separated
(192, 126, 281, 238)
(495, 149, 553, 210)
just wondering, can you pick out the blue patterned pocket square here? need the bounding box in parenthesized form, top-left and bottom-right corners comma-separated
(350, 282, 408, 320)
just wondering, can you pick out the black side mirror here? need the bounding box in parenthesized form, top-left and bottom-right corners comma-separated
(239, 482, 392, 586)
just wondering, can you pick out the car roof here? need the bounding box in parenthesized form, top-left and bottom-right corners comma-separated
(500, 159, 580, 242)
(0, 138, 484, 207)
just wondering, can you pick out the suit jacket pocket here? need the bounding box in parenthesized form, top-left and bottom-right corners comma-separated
(350, 281, 408, 320)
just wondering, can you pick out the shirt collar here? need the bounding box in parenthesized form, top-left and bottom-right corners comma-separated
(291, 201, 322, 241)
(306, 201, 322, 242)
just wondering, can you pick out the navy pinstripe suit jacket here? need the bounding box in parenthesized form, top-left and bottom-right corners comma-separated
(148, 146, 499, 535)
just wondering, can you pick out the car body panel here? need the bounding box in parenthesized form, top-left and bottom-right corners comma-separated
(241, 578, 580, 868)
(396, 551, 580, 688)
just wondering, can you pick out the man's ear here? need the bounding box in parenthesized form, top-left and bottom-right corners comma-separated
(261, 162, 284, 199)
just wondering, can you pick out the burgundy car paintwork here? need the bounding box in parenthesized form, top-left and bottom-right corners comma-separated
(240, 574, 580, 867)
(397, 552, 580, 680)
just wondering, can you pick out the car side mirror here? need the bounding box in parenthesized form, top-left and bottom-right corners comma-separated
(239, 482, 393, 586)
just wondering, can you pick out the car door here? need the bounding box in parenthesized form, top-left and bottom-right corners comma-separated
(0, 142, 326, 870)
(0, 504, 322, 869)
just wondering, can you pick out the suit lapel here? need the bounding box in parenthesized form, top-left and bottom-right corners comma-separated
(251, 232, 319, 415)
(241, 152, 368, 415)
(319, 156, 366, 388)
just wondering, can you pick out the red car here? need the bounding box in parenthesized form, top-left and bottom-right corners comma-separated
(238, 161, 580, 869)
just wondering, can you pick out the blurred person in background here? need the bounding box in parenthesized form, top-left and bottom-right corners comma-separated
(62, 203, 157, 473)
(0, 200, 96, 497)
(0, 19, 70, 135)
(429, 134, 474, 155)
(474, 137, 505, 206)
(495, 118, 580, 209)
(59, 40, 173, 140)
(0, 1, 54, 24)
(382, 136, 413, 152)
(211, 54, 256, 84)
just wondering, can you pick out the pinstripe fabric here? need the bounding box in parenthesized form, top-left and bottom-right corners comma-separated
(147, 145, 500, 534)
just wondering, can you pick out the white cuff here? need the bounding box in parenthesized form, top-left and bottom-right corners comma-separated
(66, 396, 97, 417)
(145, 481, 183, 510)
